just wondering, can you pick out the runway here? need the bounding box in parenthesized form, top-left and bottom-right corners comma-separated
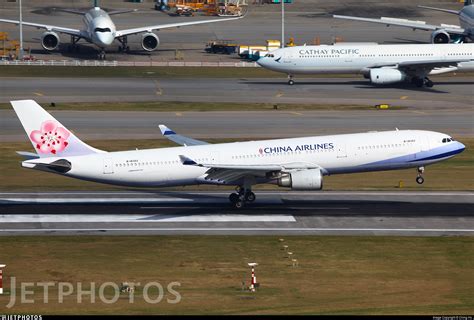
(2, 106, 473, 142)
(1, 191, 473, 236)
(1, 76, 473, 109)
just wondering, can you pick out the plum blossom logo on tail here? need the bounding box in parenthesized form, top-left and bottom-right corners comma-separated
(30, 120, 70, 154)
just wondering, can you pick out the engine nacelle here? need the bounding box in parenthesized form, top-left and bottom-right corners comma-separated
(431, 30, 450, 44)
(369, 68, 406, 85)
(41, 31, 60, 51)
(277, 169, 323, 190)
(141, 33, 160, 51)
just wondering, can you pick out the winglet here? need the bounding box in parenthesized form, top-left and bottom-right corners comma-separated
(159, 124, 176, 136)
(179, 155, 198, 166)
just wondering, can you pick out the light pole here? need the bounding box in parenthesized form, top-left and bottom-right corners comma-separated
(281, 0, 284, 48)
(19, 0, 24, 59)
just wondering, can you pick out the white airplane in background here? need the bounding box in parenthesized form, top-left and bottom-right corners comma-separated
(0, 0, 244, 59)
(257, 43, 474, 87)
(334, 0, 474, 44)
(12, 100, 465, 209)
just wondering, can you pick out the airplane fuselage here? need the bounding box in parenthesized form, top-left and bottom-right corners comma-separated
(83, 7, 116, 48)
(257, 43, 474, 75)
(460, 5, 474, 39)
(24, 130, 465, 188)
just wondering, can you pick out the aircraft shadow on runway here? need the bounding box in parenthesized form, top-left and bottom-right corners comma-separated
(241, 80, 452, 93)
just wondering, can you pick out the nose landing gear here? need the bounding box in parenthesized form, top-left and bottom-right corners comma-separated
(416, 166, 425, 184)
(287, 74, 295, 85)
(97, 50, 106, 60)
(229, 186, 256, 209)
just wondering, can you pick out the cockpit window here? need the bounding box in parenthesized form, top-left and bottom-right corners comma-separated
(265, 54, 275, 58)
(442, 137, 454, 143)
(94, 27, 111, 33)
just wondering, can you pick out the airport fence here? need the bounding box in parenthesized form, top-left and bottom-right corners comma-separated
(0, 60, 260, 67)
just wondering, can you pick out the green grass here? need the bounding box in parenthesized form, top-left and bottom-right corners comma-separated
(0, 236, 472, 315)
(0, 66, 283, 78)
(1, 66, 471, 79)
(0, 138, 472, 191)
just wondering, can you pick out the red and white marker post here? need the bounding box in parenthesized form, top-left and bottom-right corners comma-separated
(248, 262, 258, 292)
(0, 264, 6, 294)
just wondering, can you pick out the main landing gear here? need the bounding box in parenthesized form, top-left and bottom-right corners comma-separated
(228, 186, 256, 209)
(67, 36, 80, 53)
(117, 36, 130, 53)
(416, 166, 425, 184)
(412, 77, 434, 88)
(287, 74, 295, 85)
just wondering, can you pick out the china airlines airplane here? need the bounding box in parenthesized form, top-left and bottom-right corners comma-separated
(257, 43, 474, 87)
(12, 100, 465, 208)
(0, 1, 244, 60)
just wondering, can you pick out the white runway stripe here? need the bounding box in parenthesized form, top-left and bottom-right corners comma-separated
(0, 198, 194, 204)
(0, 214, 296, 222)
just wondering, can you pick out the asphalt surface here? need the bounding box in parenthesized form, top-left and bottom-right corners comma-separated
(1, 76, 472, 108)
(1, 191, 472, 236)
(0, 0, 464, 61)
(2, 106, 473, 142)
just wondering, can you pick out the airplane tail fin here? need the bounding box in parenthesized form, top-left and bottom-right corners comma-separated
(11, 100, 104, 158)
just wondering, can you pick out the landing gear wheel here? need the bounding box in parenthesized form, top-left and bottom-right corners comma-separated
(245, 192, 256, 202)
(413, 78, 424, 88)
(98, 51, 106, 60)
(288, 79, 295, 85)
(416, 176, 425, 184)
(234, 199, 245, 209)
(229, 193, 239, 203)
(425, 79, 434, 88)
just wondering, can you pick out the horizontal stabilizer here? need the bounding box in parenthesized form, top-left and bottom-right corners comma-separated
(159, 124, 209, 146)
(16, 151, 40, 160)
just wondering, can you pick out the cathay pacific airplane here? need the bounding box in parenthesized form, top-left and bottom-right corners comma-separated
(334, 0, 474, 44)
(12, 100, 465, 208)
(0, 1, 244, 60)
(257, 43, 474, 87)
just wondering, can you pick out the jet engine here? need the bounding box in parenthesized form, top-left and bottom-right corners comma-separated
(431, 30, 450, 44)
(369, 68, 406, 84)
(277, 169, 323, 190)
(141, 33, 160, 51)
(41, 31, 60, 51)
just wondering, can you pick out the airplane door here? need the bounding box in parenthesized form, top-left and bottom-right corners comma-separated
(103, 158, 114, 174)
(337, 144, 347, 158)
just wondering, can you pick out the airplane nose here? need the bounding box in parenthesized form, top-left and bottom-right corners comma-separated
(256, 57, 266, 67)
(456, 141, 466, 152)
(96, 32, 114, 46)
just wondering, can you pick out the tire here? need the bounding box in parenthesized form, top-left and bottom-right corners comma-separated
(288, 79, 295, 85)
(416, 176, 424, 184)
(245, 192, 256, 202)
(414, 78, 424, 88)
(234, 200, 245, 209)
(229, 193, 239, 203)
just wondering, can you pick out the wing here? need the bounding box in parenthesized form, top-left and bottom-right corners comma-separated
(115, 15, 244, 37)
(0, 19, 83, 38)
(179, 155, 322, 185)
(159, 125, 209, 146)
(333, 15, 466, 35)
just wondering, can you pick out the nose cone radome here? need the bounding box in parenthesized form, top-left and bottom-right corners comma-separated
(96, 32, 114, 46)
(456, 141, 466, 153)
(256, 57, 268, 67)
